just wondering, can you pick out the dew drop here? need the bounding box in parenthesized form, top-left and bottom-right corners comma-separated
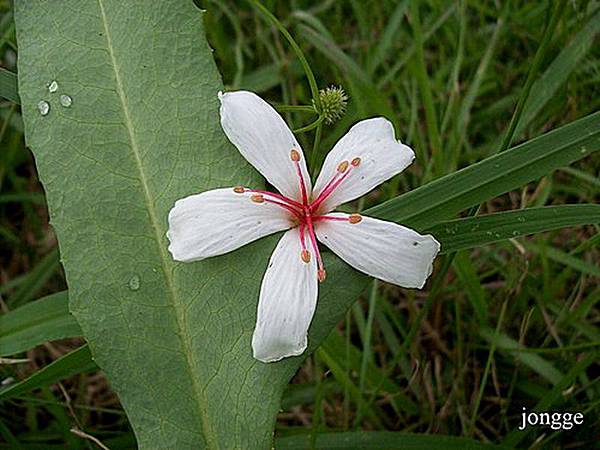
(517, 216, 526, 223)
(47, 80, 58, 93)
(128, 275, 140, 291)
(37, 100, 50, 116)
(512, 231, 520, 236)
(486, 231, 493, 236)
(59, 94, 72, 107)
(580, 146, 588, 154)
(494, 233, 501, 238)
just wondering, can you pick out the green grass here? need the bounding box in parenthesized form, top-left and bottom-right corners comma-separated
(1, 0, 599, 448)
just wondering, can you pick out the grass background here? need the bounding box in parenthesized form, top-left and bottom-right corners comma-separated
(1, 0, 599, 448)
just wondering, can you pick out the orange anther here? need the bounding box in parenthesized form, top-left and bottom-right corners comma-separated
(290, 149, 301, 162)
(337, 160, 349, 173)
(301, 250, 311, 263)
(250, 194, 265, 203)
(233, 186, 245, 193)
(348, 213, 362, 224)
(318, 269, 327, 282)
(351, 157, 361, 167)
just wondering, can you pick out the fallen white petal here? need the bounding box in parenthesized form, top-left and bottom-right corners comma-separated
(312, 118, 414, 212)
(252, 228, 318, 363)
(315, 213, 440, 288)
(219, 91, 312, 201)
(167, 188, 292, 262)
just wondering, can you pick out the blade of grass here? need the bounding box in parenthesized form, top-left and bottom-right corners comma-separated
(0, 346, 95, 401)
(0, 68, 19, 104)
(502, 351, 598, 447)
(366, 0, 409, 75)
(515, 8, 600, 137)
(524, 242, 600, 278)
(6, 248, 61, 308)
(409, 1, 443, 175)
(479, 329, 563, 385)
(496, 0, 568, 151)
(367, 112, 600, 229)
(428, 204, 600, 253)
(469, 300, 508, 436)
(0, 291, 81, 357)
(354, 280, 378, 428)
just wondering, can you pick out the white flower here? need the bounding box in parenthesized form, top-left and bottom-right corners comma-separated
(167, 91, 441, 363)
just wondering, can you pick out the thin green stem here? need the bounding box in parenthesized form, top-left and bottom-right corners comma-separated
(469, 300, 508, 436)
(310, 123, 323, 180)
(274, 104, 317, 113)
(250, 0, 321, 111)
(354, 279, 378, 429)
(310, 353, 325, 450)
(358, 254, 454, 422)
(409, 1, 443, 176)
(496, 0, 567, 153)
(294, 115, 325, 134)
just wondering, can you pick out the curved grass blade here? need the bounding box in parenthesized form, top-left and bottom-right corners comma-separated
(0, 68, 19, 104)
(367, 111, 600, 229)
(502, 351, 598, 447)
(0, 345, 95, 401)
(515, 9, 600, 137)
(0, 291, 81, 357)
(428, 204, 600, 253)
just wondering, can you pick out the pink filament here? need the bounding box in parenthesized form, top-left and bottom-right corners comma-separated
(262, 198, 303, 220)
(304, 213, 323, 271)
(309, 167, 353, 212)
(294, 160, 309, 206)
(243, 152, 361, 281)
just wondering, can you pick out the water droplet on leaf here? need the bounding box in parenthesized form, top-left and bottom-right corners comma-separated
(37, 100, 50, 116)
(60, 94, 72, 107)
(128, 275, 140, 291)
(517, 216, 526, 223)
(47, 80, 59, 93)
(512, 231, 520, 236)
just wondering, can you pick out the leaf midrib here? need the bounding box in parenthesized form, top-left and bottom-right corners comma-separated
(96, 1, 214, 446)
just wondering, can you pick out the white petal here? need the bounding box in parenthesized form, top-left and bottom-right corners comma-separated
(312, 118, 414, 212)
(167, 188, 293, 262)
(219, 91, 312, 201)
(315, 214, 440, 288)
(252, 228, 318, 363)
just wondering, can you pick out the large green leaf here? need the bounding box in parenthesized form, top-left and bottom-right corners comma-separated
(14, 2, 367, 449)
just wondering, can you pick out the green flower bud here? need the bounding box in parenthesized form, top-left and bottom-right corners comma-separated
(315, 86, 348, 125)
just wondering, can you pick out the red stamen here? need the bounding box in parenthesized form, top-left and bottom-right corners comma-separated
(245, 188, 304, 209)
(262, 197, 303, 220)
(305, 213, 325, 282)
(312, 215, 348, 222)
(290, 149, 309, 206)
(310, 168, 352, 212)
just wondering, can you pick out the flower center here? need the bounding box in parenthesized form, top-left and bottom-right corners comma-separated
(234, 149, 362, 282)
